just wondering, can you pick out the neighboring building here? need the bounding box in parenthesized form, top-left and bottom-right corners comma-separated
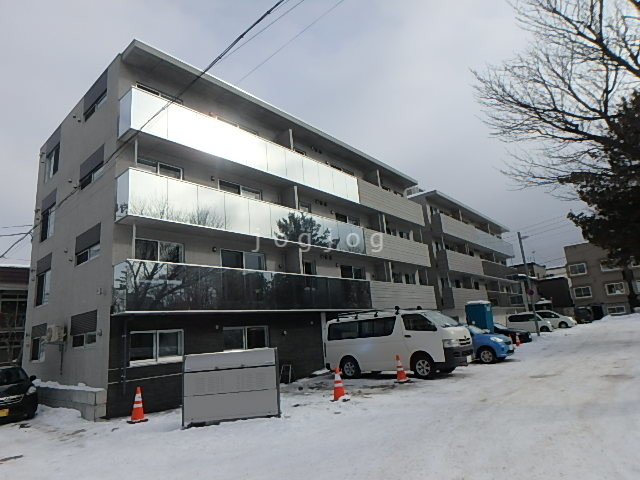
(513, 262, 574, 315)
(23, 40, 438, 417)
(543, 265, 567, 279)
(564, 242, 638, 317)
(409, 190, 521, 320)
(0, 265, 29, 365)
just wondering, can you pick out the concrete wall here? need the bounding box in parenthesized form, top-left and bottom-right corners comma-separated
(35, 381, 107, 421)
(357, 178, 424, 226)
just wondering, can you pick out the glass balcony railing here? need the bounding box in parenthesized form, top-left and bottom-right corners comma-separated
(116, 169, 366, 254)
(118, 87, 359, 203)
(112, 260, 372, 312)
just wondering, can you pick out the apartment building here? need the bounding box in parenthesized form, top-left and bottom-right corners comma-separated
(564, 242, 638, 317)
(409, 190, 521, 320)
(0, 266, 28, 365)
(22, 40, 438, 417)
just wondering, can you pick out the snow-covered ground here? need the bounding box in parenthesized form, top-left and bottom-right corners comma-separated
(2, 314, 640, 480)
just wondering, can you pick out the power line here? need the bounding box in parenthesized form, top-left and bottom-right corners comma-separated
(237, 0, 347, 83)
(1, 0, 287, 260)
(0, 224, 32, 229)
(0, 232, 30, 237)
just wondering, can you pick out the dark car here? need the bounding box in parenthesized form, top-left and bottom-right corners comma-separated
(0, 366, 38, 423)
(492, 323, 533, 344)
(574, 307, 593, 324)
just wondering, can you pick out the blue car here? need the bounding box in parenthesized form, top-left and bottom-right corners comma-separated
(466, 325, 514, 364)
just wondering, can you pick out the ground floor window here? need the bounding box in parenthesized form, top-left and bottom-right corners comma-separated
(223, 326, 268, 350)
(30, 323, 47, 362)
(129, 329, 183, 365)
(606, 305, 626, 315)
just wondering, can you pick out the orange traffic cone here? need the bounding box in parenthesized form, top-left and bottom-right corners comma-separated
(395, 355, 411, 383)
(332, 368, 349, 402)
(515, 334, 522, 347)
(127, 386, 148, 424)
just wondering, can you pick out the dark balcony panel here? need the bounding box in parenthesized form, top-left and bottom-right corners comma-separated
(113, 261, 372, 313)
(482, 260, 518, 279)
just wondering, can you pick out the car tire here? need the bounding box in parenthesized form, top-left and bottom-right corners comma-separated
(340, 356, 361, 379)
(559, 321, 568, 328)
(411, 353, 436, 379)
(477, 347, 496, 364)
(541, 326, 551, 332)
(439, 367, 455, 374)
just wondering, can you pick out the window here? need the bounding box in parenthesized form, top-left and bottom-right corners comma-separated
(386, 226, 397, 236)
(136, 83, 183, 104)
(219, 180, 261, 200)
(76, 243, 100, 266)
(303, 261, 316, 275)
(84, 90, 106, 121)
(327, 317, 395, 340)
(600, 261, 621, 272)
(537, 311, 559, 319)
(135, 239, 183, 263)
(508, 313, 534, 322)
(223, 326, 268, 350)
(569, 263, 587, 276)
(606, 305, 626, 315)
(70, 309, 98, 348)
(40, 205, 55, 241)
(299, 201, 312, 214)
(44, 144, 59, 182)
(30, 323, 47, 362)
(72, 332, 97, 348)
(405, 273, 416, 285)
(402, 314, 437, 332)
(605, 282, 626, 296)
(327, 321, 359, 340)
(221, 249, 265, 270)
(129, 329, 183, 364)
(137, 158, 183, 179)
(398, 231, 410, 240)
(473, 281, 480, 290)
(573, 286, 592, 298)
(392, 272, 403, 283)
(80, 163, 104, 189)
(35, 270, 51, 306)
(335, 212, 360, 226)
(340, 265, 365, 280)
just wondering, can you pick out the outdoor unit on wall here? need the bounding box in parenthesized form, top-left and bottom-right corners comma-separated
(45, 324, 66, 344)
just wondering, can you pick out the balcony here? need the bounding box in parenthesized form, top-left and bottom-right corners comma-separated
(364, 230, 430, 266)
(357, 178, 424, 225)
(487, 291, 525, 308)
(432, 213, 514, 257)
(441, 286, 488, 310)
(369, 281, 436, 310)
(113, 260, 372, 313)
(482, 260, 518, 279)
(118, 87, 359, 203)
(437, 250, 484, 276)
(116, 169, 366, 255)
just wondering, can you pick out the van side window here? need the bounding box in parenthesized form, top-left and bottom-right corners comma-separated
(402, 314, 437, 331)
(328, 322, 358, 340)
(359, 317, 395, 338)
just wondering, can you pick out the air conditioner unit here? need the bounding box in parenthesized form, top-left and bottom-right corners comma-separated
(46, 324, 66, 343)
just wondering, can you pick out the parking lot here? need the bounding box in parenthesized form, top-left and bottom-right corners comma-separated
(1, 314, 639, 480)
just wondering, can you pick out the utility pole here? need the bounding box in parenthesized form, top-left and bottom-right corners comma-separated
(517, 231, 540, 336)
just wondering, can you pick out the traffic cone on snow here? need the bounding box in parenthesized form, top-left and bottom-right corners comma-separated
(395, 355, 412, 384)
(127, 386, 148, 424)
(515, 334, 522, 347)
(332, 368, 349, 402)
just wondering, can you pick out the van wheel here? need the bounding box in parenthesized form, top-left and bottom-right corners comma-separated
(478, 347, 496, 364)
(340, 357, 361, 379)
(559, 321, 568, 328)
(411, 354, 436, 379)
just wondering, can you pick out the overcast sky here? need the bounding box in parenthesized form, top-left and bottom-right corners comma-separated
(0, 0, 585, 268)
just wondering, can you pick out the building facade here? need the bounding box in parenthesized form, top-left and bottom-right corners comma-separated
(23, 40, 439, 416)
(409, 190, 521, 320)
(0, 266, 29, 365)
(564, 242, 638, 318)
(513, 262, 574, 315)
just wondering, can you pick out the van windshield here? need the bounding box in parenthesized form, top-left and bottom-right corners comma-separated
(421, 311, 459, 328)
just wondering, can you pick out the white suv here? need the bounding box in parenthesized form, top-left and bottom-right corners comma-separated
(535, 310, 577, 329)
(506, 312, 554, 333)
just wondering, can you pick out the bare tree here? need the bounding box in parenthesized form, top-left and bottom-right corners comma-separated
(474, 0, 640, 192)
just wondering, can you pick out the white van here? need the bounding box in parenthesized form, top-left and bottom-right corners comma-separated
(323, 309, 473, 379)
(506, 312, 554, 333)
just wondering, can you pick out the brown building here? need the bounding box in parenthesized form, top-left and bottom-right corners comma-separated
(0, 265, 29, 365)
(564, 243, 638, 318)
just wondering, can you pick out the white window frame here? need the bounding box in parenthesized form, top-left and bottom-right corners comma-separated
(606, 305, 626, 315)
(135, 238, 184, 263)
(600, 261, 621, 272)
(80, 163, 105, 190)
(569, 263, 587, 276)
(129, 329, 184, 366)
(573, 286, 592, 298)
(35, 270, 51, 307)
(222, 325, 268, 351)
(220, 249, 266, 271)
(30, 336, 45, 363)
(40, 206, 55, 241)
(137, 157, 183, 179)
(605, 282, 626, 296)
(75, 242, 101, 266)
(72, 332, 97, 349)
(44, 144, 59, 183)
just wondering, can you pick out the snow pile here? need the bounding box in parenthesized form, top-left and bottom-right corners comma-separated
(33, 380, 103, 392)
